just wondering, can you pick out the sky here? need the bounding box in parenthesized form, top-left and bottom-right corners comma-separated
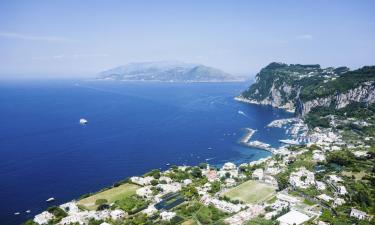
(0, 0, 374, 78)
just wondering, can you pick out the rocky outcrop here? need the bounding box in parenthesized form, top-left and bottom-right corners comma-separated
(296, 82, 375, 116)
(240, 63, 375, 117)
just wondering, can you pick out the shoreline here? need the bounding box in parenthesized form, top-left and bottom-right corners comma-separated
(234, 96, 296, 114)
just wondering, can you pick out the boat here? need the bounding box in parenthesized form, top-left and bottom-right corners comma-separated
(26, 210, 31, 213)
(14, 212, 20, 215)
(208, 147, 213, 150)
(79, 118, 88, 125)
(46, 197, 55, 202)
(165, 163, 170, 166)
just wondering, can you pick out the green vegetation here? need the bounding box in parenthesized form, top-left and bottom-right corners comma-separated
(77, 183, 139, 210)
(195, 204, 227, 224)
(115, 195, 148, 214)
(222, 180, 276, 204)
(46, 206, 68, 223)
(244, 217, 277, 225)
(300, 66, 375, 101)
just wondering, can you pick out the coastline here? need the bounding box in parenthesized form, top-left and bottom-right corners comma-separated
(234, 96, 296, 114)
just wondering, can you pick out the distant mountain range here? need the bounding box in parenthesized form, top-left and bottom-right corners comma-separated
(98, 61, 245, 82)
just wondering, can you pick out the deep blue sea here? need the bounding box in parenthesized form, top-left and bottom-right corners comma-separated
(0, 80, 292, 224)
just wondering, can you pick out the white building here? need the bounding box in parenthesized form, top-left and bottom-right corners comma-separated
(317, 194, 333, 202)
(130, 176, 154, 186)
(225, 178, 236, 187)
(328, 175, 342, 183)
(142, 205, 157, 216)
(224, 205, 264, 225)
(252, 169, 264, 180)
(315, 181, 326, 190)
(350, 208, 368, 220)
(222, 162, 236, 170)
(136, 186, 153, 198)
(110, 209, 125, 220)
(183, 179, 192, 185)
(60, 202, 80, 215)
(159, 176, 173, 184)
(334, 198, 346, 207)
(34, 211, 54, 224)
(289, 167, 315, 189)
(313, 152, 326, 162)
(160, 211, 176, 221)
(338, 186, 347, 195)
(277, 210, 310, 225)
(157, 182, 181, 194)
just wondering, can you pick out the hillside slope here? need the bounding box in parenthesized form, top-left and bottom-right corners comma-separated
(237, 62, 375, 116)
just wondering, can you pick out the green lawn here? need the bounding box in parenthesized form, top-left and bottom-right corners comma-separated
(77, 183, 140, 210)
(222, 180, 276, 204)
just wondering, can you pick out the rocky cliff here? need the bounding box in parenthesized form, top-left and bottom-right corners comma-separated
(239, 63, 375, 116)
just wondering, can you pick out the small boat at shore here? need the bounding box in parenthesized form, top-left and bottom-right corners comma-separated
(165, 163, 170, 166)
(46, 197, 55, 202)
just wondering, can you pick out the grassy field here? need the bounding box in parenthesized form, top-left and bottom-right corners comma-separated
(77, 183, 140, 210)
(222, 180, 276, 204)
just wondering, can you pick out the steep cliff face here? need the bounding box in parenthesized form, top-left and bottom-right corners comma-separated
(239, 63, 375, 116)
(296, 82, 375, 115)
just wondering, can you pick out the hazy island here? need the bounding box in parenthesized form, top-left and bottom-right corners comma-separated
(97, 61, 246, 83)
(25, 63, 375, 225)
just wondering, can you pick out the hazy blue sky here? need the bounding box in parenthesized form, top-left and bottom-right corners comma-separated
(0, 0, 374, 78)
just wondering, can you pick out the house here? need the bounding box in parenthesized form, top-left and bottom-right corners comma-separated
(353, 151, 369, 158)
(204, 169, 218, 182)
(328, 175, 342, 183)
(315, 181, 326, 190)
(350, 208, 368, 220)
(225, 178, 236, 187)
(317, 194, 333, 202)
(289, 167, 315, 189)
(313, 152, 326, 162)
(142, 205, 157, 216)
(34, 211, 54, 224)
(136, 186, 153, 198)
(276, 210, 310, 225)
(130, 176, 154, 186)
(252, 168, 264, 180)
(183, 179, 192, 185)
(338, 186, 347, 195)
(160, 211, 176, 221)
(222, 162, 236, 170)
(110, 209, 125, 220)
(264, 175, 277, 186)
(334, 198, 345, 207)
(159, 176, 173, 184)
(265, 167, 280, 175)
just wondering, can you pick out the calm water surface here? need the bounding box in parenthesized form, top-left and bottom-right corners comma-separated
(0, 80, 292, 224)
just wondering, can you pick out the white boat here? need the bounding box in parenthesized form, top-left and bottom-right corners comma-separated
(79, 118, 88, 125)
(26, 210, 31, 213)
(14, 212, 20, 215)
(46, 197, 55, 202)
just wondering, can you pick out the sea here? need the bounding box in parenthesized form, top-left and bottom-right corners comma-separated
(0, 80, 293, 224)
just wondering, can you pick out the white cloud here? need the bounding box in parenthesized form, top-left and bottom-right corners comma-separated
(295, 34, 313, 40)
(0, 32, 76, 42)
